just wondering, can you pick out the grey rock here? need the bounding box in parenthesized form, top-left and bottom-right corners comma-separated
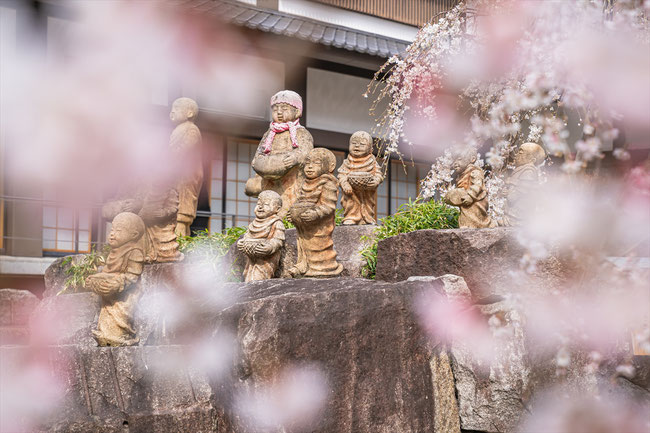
(450, 301, 530, 433)
(211, 277, 460, 433)
(0, 345, 215, 432)
(226, 225, 376, 280)
(377, 228, 573, 300)
(43, 255, 87, 298)
(0, 289, 40, 345)
(31, 292, 100, 346)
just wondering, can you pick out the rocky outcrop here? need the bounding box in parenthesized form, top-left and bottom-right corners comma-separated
(408, 275, 530, 433)
(43, 255, 86, 298)
(0, 289, 40, 345)
(376, 228, 573, 300)
(29, 275, 464, 433)
(226, 225, 376, 280)
(212, 277, 459, 433)
(0, 345, 215, 432)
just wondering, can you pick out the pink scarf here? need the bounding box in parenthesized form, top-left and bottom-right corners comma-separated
(262, 119, 300, 154)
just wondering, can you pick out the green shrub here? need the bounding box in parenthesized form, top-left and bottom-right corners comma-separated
(178, 227, 247, 257)
(360, 199, 459, 279)
(60, 245, 111, 295)
(283, 208, 344, 229)
(178, 227, 248, 281)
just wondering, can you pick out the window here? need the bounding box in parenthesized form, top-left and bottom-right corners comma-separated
(42, 197, 92, 253)
(388, 160, 429, 214)
(209, 138, 259, 232)
(377, 172, 389, 219)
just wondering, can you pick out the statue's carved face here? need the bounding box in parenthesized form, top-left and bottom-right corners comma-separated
(272, 103, 299, 123)
(349, 135, 371, 158)
(514, 143, 544, 167)
(452, 151, 476, 173)
(514, 147, 532, 167)
(255, 196, 279, 219)
(304, 156, 325, 179)
(169, 101, 194, 124)
(108, 221, 137, 248)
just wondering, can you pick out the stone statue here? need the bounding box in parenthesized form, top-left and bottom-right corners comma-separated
(85, 212, 145, 346)
(499, 142, 546, 227)
(139, 184, 182, 263)
(445, 148, 496, 229)
(288, 148, 343, 278)
(169, 97, 203, 237)
(102, 183, 181, 263)
(337, 131, 384, 225)
(237, 190, 286, 282)
(246, 90, 314, 217)
(101, 183, 143, 222)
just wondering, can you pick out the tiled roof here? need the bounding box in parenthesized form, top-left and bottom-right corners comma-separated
(176, 0, 409, 58)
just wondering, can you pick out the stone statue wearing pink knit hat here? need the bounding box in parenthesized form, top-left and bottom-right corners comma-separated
(246, 90, 314, 217)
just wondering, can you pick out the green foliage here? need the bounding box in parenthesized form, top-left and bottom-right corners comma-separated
(60, 245, 111, 295)
(360, 199, 459, 279)
(178, 227, 247, 257)
(283, 208, 345, 229)
(177, 227, 248, 281)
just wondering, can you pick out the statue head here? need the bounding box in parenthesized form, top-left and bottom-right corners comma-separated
(304, 148, 337, 180)
(170, 97, 199, 124)
(108, 212, 145, 249)
(451, 147, 478, 173)
(270, 90, 302, 123)
(514, 142, 546, 167)
(349, 131, 373, 158)
(255, 190, 282, 219)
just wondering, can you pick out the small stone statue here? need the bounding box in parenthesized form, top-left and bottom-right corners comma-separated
(139, 184, 182, 263)
(237, 191, 286, 282)
(86, 212, 145, 346)
(337, 131, 384, 225)
(288, 148, 343, 278)
(169, 97, 203, 237)
(445, 148, 496, 229)
(246, 90, 314, 217)
(500, 142, 546, 227)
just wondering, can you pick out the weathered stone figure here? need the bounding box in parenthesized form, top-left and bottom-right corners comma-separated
(288, 148, 343, 278)
(169, 97, 203, 237)
(101, 183, 143, 222)
(237, 190, 286, 282)
(85, 212, 145, 346)
(246, 90, 314, 217)
(500, 142, 546, 227)
(139, 184, 182, 263)
(338, 131, 384, 225)
(445, 148, 496, 228)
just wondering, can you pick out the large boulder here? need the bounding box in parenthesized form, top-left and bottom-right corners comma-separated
(211, 277, 460, 433)
(0, 289, 40, 345)
(226, 225, 376, 280)
(26, 276, 464, 432)
(376, 228, 573, 300)
(43, 255, 86, 298)
(408, 276, 531, 433)
(0, 345, 215, 432)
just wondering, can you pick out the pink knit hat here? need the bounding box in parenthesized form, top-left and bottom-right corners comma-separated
(270, 90, 303, 114)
